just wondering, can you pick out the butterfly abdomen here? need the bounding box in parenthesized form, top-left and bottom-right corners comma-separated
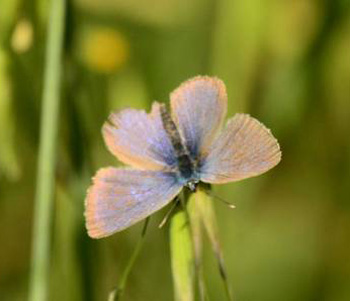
(159, 104, 194, 180)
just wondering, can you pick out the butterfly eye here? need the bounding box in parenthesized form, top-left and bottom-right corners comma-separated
(186, 180, 199, 192)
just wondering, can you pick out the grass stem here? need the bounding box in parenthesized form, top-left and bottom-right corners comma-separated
(109, 217, 150, 301)
(28, 0, 66, 300)
(170, 196, 195, 301)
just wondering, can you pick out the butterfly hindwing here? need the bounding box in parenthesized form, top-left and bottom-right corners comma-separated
(199, 114, 281, 183)
(103, 102, 177, 171)
(170, 76, 227, 158)
(85, 168, 182, 238)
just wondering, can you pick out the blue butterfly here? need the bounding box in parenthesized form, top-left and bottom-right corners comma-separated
(85, 76, 281, 238)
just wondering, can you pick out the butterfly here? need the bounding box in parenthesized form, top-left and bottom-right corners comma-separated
(85, 76, 281, 238)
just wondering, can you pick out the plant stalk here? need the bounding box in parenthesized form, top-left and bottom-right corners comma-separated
(29, 0, 66, 300)
(109, 217, 150, 301)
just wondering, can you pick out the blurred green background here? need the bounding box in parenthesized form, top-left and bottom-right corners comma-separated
(1, 0, 350, 300)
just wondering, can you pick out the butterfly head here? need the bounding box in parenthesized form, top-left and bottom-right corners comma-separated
(186, 179, 199, 192)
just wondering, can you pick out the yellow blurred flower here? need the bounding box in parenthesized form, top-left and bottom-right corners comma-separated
(11, 19, 33, 53)
(79, 27, 129, 74)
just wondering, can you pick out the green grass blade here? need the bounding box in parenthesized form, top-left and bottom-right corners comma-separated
(195, 186, 233, 301)
(109, 217, 150, 301)
(28, 0, 66, 300)
(170, 203, 195, 301)
(187, 192, 209, 301)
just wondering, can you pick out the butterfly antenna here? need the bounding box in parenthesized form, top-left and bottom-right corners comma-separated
(158, 197, 179, 229)
(206, 190, 236, 209)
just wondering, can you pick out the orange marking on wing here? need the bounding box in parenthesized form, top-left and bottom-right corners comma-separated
(85, 168, 111, 238)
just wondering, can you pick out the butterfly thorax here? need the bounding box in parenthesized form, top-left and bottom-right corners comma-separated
(159, 104, 198, 186)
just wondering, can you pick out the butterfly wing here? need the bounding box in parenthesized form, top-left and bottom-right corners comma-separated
(170, 76, 227, 158)
(103, 102, 177, 171)
(200, 114, 281, 184)
(85, 168, 182, 238)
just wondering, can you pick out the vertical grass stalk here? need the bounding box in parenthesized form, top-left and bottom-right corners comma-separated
(109, 217, 150, 301)
(29, 0, 66, 300)
(195, 187, 233, 301)
(170, 198, 195, 301)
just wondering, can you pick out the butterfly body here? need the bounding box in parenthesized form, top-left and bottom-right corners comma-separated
(85, 76, 281, 238)
(159, 104, 199, 189)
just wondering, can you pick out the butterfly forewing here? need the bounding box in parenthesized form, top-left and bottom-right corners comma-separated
(103, 102, 177, 171)
(170, 76, 227, 159)
(200, 114, 281, 184)
(85, 168, 182, 238)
